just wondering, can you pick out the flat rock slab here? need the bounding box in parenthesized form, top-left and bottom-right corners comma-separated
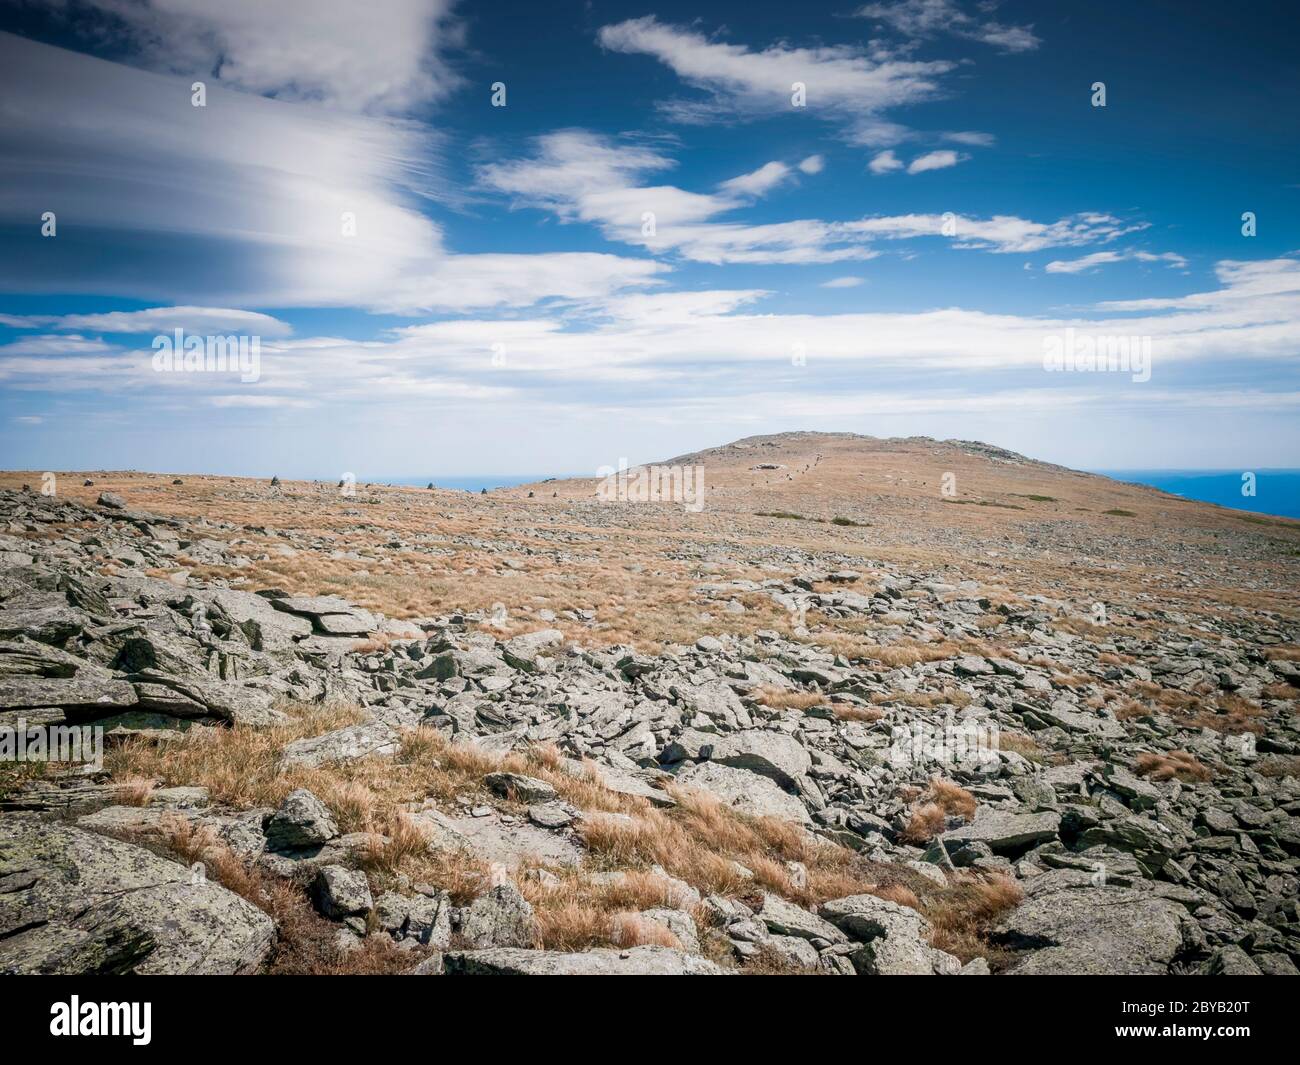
(269, 596, 376, 636)
(0, 814, 273, 975)
(578, 761, 676, 808)
(425, 809, 581, 869)
(0, 673, 138, 713)
(940, 808, 1060, 853)
(707, 730, 811, 788)
(674, 762, 810, 824)
(997, 869, 1194, 975)
(443, 945, 729, 975)
(279, 721, 400, 768)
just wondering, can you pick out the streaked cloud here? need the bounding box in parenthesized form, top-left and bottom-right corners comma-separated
(37, 0, 464, 114)
(855, 0, 1041, 53)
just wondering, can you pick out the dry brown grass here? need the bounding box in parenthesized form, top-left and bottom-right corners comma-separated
(997, 732, 1047, 762)
(831, 703, 884, 723)
(928, 778, 978, 821)
(578, 786, 878, 909)
(926, 874, 1023, 966)
(896, 778, 976, 844)
(753, 686, 825, 710)
(1190, 693, 1272, 735)
(1255, 756, 1300, 779)
(521, 868, 699, 951)
(1134, 750, 1214, 783)
(898, 803, 946, 845)
(874, 883, 921, 910)
(1111, 698, 1150, 722)
(609, 912, 685, 950)
(113, 777, 157, 806)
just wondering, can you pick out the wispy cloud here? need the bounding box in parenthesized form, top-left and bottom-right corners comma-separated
(483, 132, 1143, 264)
(1045, 250, 1189, 274)
(597, 16, 954, 146)
(0, 307, 294, 336)
(855, 0, 1041, 53)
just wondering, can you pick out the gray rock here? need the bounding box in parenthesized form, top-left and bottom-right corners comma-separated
(708, 730, 812, 789)
(266, 788, 339, 850)
(998, 870, 1194, 975)
(819, 893, 953, 975)
(280, 721, 399, 769)
(940, 808, 1061, 854)
(757, 893, 847, 944)
(484, 771, 557, 804)
(638, 908, 700, 952)
(0, 814, 273, 975)
(502, 629, 565, 672)
(674, 762, 811, 824)
(458, 883, 539, 949)
(311, 865, 373, 919)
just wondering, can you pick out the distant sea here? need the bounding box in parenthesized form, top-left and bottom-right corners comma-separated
(1092, 469, 1300, 521)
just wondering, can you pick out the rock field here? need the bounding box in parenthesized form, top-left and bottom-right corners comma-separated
(2, 435, 1299, 976)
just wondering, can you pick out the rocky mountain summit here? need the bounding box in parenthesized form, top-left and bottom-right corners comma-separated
(1, 446, 1298, 976)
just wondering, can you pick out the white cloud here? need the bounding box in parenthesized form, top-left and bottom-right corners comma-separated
(375, 253, 669, 314)
(944, 130, 996, 146)
(11, 258, 1294, 413)
(1046, 250, 1189, 274)
(856, 0, 1041, 53)
(0, 307, 294, 336)
(869, 150, 905, 174)
(845, 212, 1146, 253)
(821, 277, 865, 288)
(798, 155, 825, 175)
(207, 395, 316, 409)
(907, 149, 967, 173)
(596, 17, 954, 145)
(718, 161, 793, 197)
(48, 0, 464, 114)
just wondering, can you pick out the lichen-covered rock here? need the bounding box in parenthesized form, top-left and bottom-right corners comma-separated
(0, 815, 273, 975)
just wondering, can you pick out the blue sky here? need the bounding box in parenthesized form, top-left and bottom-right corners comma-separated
(1, 0, 1297, 478)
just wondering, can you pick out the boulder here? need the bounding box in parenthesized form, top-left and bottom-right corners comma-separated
(502, 629, 565, 672)
(266, 788, 339, 850)
(940, 808, 1060, 854)
(484, 772, 557, 804)
(458, 883, 539, 949)
(311, 865, 373, 919)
